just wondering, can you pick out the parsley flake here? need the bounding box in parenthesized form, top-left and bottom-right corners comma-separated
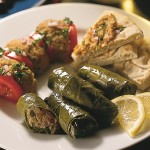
(13, 63, 29, 84)
(0, 67, 3, 75)
(64, 17, 73, 25)
(61, 28, 69, 37)
(0, 47, 4, 57)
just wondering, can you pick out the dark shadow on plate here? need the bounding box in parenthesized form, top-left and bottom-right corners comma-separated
(0, 98, 20, 119)
(66, 131, 103, 149)
(27, 132, 64, 142)
(23, 121, 65, 141)
(66, 125, 124, 149)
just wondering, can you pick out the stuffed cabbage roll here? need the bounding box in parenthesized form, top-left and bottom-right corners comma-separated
(48, 67, 118, 127)
(16, 93, 60, 134)
(78, 65, 137, 99)
(44, 92, 98, 139)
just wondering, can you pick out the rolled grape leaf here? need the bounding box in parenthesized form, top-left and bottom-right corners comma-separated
(78, 65, 137, 99)
(44, 92, 98, 139)
(48, 67, 118, 127)
(16, 93, 60, 134)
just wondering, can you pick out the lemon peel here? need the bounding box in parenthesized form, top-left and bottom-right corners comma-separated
(112, 95, 145, 137)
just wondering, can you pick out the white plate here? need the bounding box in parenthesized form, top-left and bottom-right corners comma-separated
(0, 3, 150, 150)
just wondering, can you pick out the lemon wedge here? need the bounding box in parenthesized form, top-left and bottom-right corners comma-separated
(112, 95, 145, 137)
(136, 92, 150, 119)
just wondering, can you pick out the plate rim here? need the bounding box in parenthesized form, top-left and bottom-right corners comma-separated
(0, 3, 150, 150)
(0, 2, 150, 25)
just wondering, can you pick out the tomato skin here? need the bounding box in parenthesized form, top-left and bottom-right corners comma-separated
(4, 51, 33, 71)
(38, 40, 46, 48)
(47, 46, 55, 62)
(69, 24, 78, 54)
(41, 23, 77, 63)
(0, 76, 23, 103)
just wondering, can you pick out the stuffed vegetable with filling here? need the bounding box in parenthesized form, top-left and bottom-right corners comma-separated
(0, 56, 37, 103)
(48, 67, 118, 127)
(78, 64, 137, 99)
(36, 17, 77, 63)
(16, 93, 60, 134)
(44, 92, 98, 139)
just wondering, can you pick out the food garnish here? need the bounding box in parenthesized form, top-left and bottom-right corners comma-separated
(112, 95, 146, 137)
(137, 92, 150, 119)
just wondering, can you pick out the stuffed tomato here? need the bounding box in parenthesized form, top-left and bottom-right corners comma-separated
(36, 17, 77, 63)
(5, 36, 49, 76)
(0, 57, 36, 102)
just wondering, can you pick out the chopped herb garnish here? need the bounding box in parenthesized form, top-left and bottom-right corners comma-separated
(0, 47, 4, 57)
(14, 47, 22, 55)
(94, 23, 106, 44)
(8, 47, 23, 56)
(0, 67, 3, 75)
(32, 35, 47, 48)
(61, 28, 69, 37)
(46, 36, 52, 46)
(13, 63, 21, 70)
(116, 26, 126, 32)
(64, 17, 73, 25)
(32, 38, 43, 46)
(36, 30, 47, 36)
(12, 63, 29, 84)
(99, 23, 106, 29)
(32, 40, 38, 46)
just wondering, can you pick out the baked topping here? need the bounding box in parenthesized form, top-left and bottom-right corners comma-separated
(0, 57, 29, 84)
(79, 13, 127, 56)
(22, 31, 45, 46)
(92, 14, 117, 46)
(12, 63, 29, 84)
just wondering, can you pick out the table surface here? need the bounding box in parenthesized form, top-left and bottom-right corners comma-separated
(0, 0, 149, 150)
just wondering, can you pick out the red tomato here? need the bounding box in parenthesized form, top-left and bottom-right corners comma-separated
(47, 46, 55, 62)
(69, 24, 78, 54)
(4, 51, 33, 71)
(38, 40, 46, 48)
(46, 24, 77, 62)
(0, 76, 23, 103)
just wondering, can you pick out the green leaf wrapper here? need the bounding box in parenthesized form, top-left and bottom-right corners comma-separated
(44, 92, 98, 139)
(48, 67, 118, 127)
(16, 93, 60, 134)
(78, 65, 137, 99)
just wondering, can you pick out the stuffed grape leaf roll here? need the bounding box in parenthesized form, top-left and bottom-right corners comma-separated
(44, 92, 98, 139)
(78, 65, 137, 99)
(48, 67, 118, 127)
(16, 93, 60, 134)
